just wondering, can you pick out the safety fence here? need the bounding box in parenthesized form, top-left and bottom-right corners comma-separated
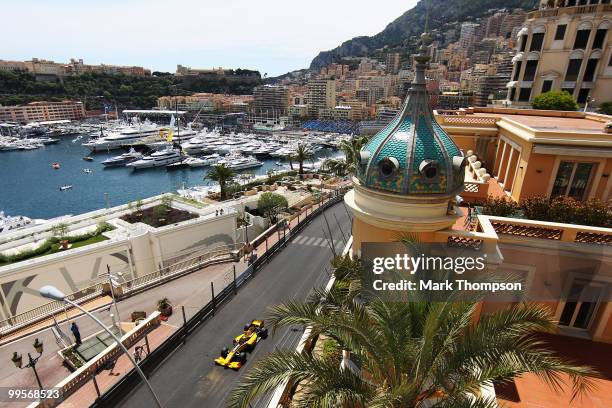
(0, 244, 242, 338)
(85, 189, 349, 408)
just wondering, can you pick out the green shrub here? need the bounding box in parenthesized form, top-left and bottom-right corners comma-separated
(575, 199, 612, 228)
(597, 101, 612, 116)
(532, 91, 579, 111)
(519, 196, 611, 227)
(0, 223, 113, 265)
(520, 196, 551, 221)
(482, 196, 519, 217)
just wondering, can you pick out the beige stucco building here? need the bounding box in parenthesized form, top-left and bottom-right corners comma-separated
(507, 2, 612, 107)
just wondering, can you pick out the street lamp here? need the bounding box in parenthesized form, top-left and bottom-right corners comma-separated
(39, 285, 163, 408)
(100, 265, 124, 335)
(11, 338, 44, 389)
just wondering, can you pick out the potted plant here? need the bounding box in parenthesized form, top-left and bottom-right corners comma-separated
(157, 297, 172, 317)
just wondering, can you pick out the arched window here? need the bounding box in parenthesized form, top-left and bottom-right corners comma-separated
(524, 53, 540, 81)
(530, 25, 546, 51)
(583, 51, 602, 82)
(593, 21, 610, 49)
(565, 51, 584, 81)
(574, 21, 592, 49)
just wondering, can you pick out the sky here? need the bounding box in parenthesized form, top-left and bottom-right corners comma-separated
(2, 0, 418, 76)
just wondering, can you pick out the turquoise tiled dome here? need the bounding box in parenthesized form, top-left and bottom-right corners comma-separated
(356, 34, 465, 197)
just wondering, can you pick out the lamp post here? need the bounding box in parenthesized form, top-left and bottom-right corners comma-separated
(39, 285, 163, 408)
(11, 338, 44, 389)
(101, 265, 124, 335)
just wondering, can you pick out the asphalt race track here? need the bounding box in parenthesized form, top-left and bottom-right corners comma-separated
(115, 202, 352, 408)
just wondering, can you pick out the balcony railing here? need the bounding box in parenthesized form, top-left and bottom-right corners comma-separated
(483, 216, 612, 246)
(527, 4, 612, 19)
(436, 115, 498, 128)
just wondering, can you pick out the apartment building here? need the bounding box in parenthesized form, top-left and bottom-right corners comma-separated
(385, 52, 401, 74)
(507, 2, 611, 107)
(307, 79, 336, 117)
(0, 101, 86, 123)
(252, 85, 290, 116)
(459, 22, 482, 54)
(437, 92, 473, 110)
(0, 60, 27, 72)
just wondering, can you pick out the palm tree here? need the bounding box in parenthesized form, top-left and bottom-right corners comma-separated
(204, 163, 235, 200)
(322, 157, 349, 177)
(228, 257, 595, 408)
(293, 144, 314, 177)
(339, 136, 369, 174)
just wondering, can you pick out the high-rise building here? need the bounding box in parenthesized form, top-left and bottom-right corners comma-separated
(459, 22, 481, 54)
(507, 2, 611, 108)
(252, 85, 290, 116)
(500, 10, 527, 38)
(474, 74, 511, 106)
(307, 79, 336, 117)
(484, 12, 508, 37)
(386, 52, 401, 74)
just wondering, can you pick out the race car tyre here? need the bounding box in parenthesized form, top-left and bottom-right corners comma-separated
(221, 347, 229, 358)
(235, 352, 247, 364)
(260, 328, 268, 339)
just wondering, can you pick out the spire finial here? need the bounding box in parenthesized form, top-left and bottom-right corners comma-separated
(424, 0, 430, 34)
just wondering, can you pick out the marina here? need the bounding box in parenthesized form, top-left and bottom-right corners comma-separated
(0, 122, 346, 219)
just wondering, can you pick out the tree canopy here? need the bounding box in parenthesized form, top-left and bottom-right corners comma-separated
(0, 69, 262, 110)
(532, 91, 579, 111)
(257, 192, 289, 224)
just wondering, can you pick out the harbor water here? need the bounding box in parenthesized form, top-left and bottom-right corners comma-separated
(0, 136, 338, 219)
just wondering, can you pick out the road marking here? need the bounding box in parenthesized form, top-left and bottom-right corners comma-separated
(304, 237, 318, 246)
(312, 237, 324, 246)
(293, 235, 307, 245)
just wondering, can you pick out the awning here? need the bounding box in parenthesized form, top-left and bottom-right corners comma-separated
(517, 27, 528, 37)
(533, 144, 612, 158)
(506, 81, 518, 88)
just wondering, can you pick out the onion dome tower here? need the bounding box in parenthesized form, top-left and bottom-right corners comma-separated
(345, 32, 466, 245)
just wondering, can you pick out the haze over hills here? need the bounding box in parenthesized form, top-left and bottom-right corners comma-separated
(308, 0, 538, 71)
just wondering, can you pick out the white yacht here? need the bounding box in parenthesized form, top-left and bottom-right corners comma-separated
(182, 138, 213, 154)
(185, 154, 221, 168)
(0, 212, 45, 235)
(218, 154, 263, 170)
(127, 147, 182, 169)
(102, 148, 144, 167)
(83, 123, 161, 151)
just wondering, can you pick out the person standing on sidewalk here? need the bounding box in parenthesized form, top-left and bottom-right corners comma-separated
(70, 322, 82, 346)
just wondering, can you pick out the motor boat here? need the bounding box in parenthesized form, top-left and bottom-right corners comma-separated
(59, 185, 73, 191)
(217, 154, 263, 170)
(83, 123, 161, 151)
(185, 154, 221, 168)
(182, 138, 213, 155)
(52, 163, 61, 169)
(102, 148, 144, 167)
(127, 146, 182, 169)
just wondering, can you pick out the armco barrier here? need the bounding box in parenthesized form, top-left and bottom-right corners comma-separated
(87, 190, 348, 408)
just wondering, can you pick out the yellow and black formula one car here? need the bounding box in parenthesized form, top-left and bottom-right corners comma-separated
(214, 319, 268, 370)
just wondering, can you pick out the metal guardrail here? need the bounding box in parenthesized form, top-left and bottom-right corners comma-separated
(89, 189, 349, 408)
(0, 243, 243, 337)
(0, 282, 105, 336)
(120, 243, 243, 294)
